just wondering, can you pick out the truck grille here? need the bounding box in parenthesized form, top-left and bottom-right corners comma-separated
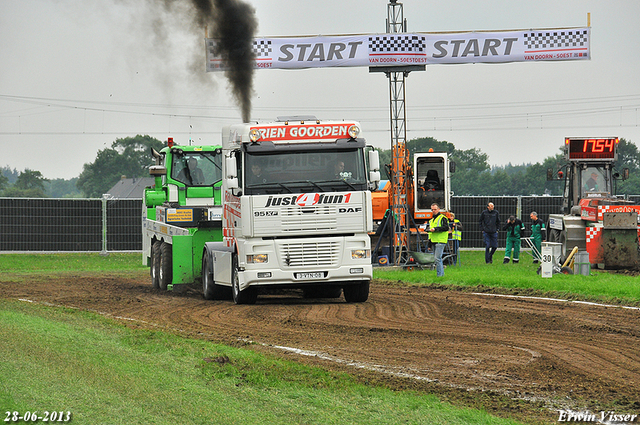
(280, 205, 337, 232)
(279, 241, 340, 267)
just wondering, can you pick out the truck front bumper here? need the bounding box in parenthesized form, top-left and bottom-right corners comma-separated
(241, 264, 372, 288)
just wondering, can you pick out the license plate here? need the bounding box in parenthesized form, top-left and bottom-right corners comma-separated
(296, 272, 324, 279)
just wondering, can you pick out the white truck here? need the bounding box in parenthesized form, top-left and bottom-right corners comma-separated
(144, 117, 380, 304)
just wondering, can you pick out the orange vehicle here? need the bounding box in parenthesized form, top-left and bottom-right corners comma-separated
(371, 149, 455, 265)
(372, 150, 455, 225)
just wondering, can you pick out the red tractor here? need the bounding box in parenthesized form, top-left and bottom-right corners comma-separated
(547, 137, 639, 269)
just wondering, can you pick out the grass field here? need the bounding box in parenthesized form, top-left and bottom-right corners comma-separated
(374, 250, 640, 306)
(0, 252, 145, 273)
(0, 298, 522, 425)
(2, 251, 638, 424)
(2, 251, 638, 305)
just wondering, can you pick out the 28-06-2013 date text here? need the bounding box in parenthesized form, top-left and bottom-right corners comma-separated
(5, 411, 72, 422)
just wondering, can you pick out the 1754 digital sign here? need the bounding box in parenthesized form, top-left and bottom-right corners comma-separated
(565, 137, 618, 161)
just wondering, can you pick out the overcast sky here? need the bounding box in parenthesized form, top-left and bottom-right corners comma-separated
(1, 0, 639, 180)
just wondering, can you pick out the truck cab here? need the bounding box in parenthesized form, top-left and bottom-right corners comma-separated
(202, 117, 380, 304)
(413, 151, 454, 221)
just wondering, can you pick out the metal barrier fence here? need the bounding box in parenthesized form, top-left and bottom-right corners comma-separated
(0, 197, 141, 252)
(450, 196, 563, 248)
(1, 195, 638, 252)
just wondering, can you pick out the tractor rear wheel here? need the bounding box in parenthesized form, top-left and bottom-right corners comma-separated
(159, 242, 172, 290)
(151, 241, 161, 289)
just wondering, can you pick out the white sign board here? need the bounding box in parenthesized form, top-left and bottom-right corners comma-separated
(541, 245, 554, 278)
(206, 28, 590, 71)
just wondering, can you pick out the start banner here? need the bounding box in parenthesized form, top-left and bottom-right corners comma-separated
(206, 27, 590, 71)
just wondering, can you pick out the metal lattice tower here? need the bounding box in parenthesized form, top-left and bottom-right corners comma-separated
(387, 0, 410, 265)
(370, 0, 425, 265)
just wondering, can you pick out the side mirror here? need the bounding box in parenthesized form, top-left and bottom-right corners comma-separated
(225, 156, 239, 189)
(225, 156, 237, 179)
(449, 161, 456, 173)
(368, 150, 381, 187)
(227, 178, 239, 190)
(369, 170, 381, 186)
(368, 150, 380, 172)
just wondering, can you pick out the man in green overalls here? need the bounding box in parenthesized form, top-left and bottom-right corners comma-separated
(530, 211, 547, 263)
(503, 215, 525, 264)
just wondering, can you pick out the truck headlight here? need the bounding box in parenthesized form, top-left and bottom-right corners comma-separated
(247, 254, 268, 263)
(351, 249, 370, 259)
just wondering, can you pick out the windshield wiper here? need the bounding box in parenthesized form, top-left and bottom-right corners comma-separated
(246, 182, 294, 193)
(304, 180, 324, 191)
(314, 179, 358, 190)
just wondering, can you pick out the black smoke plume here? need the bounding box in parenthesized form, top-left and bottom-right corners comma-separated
(190, 0, 257, 122)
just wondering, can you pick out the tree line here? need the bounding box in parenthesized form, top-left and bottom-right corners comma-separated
(377, 136, 640, 196)
(2, 134, 639, 198)
(1, 135, 164, 198)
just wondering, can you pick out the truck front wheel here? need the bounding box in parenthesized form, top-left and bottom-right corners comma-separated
(231, 255, 257, 305)
(202, 252, 229, 300)
(159, 242, 172, 290)
(343, 281, 370, 303)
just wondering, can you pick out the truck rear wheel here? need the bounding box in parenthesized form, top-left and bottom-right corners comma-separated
(159, 242, 172, 290)
(151, 240, 161, 289)
(343, 281, 370, 303)
(231, 255, 257, 305)
(202, 252, 228, 300)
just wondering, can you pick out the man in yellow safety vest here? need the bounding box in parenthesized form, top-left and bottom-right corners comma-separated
(427, 203, 450, 277)
(449, 212, 462, 266)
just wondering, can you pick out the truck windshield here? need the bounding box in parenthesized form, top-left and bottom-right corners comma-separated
(171, 151, 222, 186)
(415, 157, 445, 210)
(244, 149, 367, 194)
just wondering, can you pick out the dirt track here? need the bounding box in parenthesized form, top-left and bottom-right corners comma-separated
(2, 272, 640, 424)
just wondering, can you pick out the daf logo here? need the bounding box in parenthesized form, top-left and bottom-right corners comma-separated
(339, 207, 362, 213)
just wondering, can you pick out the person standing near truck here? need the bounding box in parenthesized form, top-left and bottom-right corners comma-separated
(449, 212, 462, 265)
(503, 215, 525, 264)
(530, 211, 547, 263)
(479, 202, 500, 264)
(427, 203, 449, 277)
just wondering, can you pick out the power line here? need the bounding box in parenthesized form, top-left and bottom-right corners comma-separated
(2, 92, 640, 114)
(1, 93, 639, 136)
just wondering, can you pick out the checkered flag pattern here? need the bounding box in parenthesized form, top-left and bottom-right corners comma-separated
(524, 30, 588, 49)
(369, 35, 427, 53)
(586, 226, 601, 243)
(208, 39, 272, 58)
(253, 40, 272, 57)
(597, 205, 640, 221)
